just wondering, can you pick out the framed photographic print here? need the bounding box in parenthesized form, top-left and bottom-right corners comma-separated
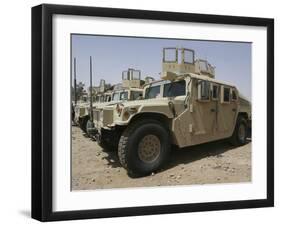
(31, 4, 274, 221)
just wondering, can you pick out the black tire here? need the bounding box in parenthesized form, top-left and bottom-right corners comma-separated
(118, 119, 171, 176)
(80, 116, 89, 133)
(96, 128, 120, 152)
(86, 120, 95, 137)
(229, 116, 248, 146)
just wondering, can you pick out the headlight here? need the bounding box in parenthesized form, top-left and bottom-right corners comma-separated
(122, 110, 130, 121)
(116, 103, 124, 116)
(128, 106, 138, 114)
(122, 106, 139, 121)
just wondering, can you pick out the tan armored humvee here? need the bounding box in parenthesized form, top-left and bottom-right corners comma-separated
(75, 69, 144, 133)
(73, 89, 113, 132)
(92, 47, 251, 176)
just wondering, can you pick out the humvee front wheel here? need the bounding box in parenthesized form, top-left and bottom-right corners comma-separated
(230, 116, 248, 146)
(118, 120, 171, 176)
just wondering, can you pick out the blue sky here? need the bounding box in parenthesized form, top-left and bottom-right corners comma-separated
(71, 34, 252, 100)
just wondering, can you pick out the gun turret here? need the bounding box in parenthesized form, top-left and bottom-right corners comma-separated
(162, 47, 195, 80)
(195, 59, 215, 78)
(122, 68, 142, 88)
(161, 47, 216, 80)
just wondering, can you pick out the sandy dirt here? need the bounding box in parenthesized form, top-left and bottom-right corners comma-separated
(71, 126, 251, 190)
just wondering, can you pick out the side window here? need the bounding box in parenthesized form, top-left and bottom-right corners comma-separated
(231, 89, 238, 101)
(120, 92, 128, 101)
(221, 86, 231, 103)
(212, 84, 219, 100)
(198, 80, 210, 101)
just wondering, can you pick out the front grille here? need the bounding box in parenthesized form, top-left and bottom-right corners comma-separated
(103, 109, 113, 126)
(79, 108, 85, 116)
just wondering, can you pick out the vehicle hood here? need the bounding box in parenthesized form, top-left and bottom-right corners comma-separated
(107, 98, 171, 109)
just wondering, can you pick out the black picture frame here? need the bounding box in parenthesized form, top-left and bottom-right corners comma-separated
(31, 4, 274, 222)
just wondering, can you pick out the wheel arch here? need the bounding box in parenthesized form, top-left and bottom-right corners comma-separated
(129, 112, 172, 129)
(238, 112, 249, 120)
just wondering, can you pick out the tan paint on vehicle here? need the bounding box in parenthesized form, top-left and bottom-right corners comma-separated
(93, 47, 251, 149)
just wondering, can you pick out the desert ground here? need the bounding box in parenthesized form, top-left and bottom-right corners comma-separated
(71, 126, 251, 190)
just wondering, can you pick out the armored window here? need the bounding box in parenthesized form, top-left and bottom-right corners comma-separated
(120, 91, 128, 101)
(100, 95, 105, 103)
(212, 84, 219, 100)
(131, 91, 143, 100)
(145, 85, 161, 99)
(184, 49, 194, 64)
(163, 80, 186, 97)
(222, 86, 231, 103)
(163, 48, 177, 62)
(122, 71, 129, 80)
(105, 95, 111, 102)
(199, 61, 208, 71)
(112, 93, 119, 101)
(132, 70, 141, 80)
(231, 89, 237, 101)
(198, 80, 210, 101)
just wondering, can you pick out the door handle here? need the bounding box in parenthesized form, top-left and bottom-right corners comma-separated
(210, 108, 216, 112)
(232, 108, 236, 112)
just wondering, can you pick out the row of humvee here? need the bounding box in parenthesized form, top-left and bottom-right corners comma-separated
(73, 47, 251, 177)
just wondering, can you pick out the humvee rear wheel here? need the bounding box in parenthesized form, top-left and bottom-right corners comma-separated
(118, 120, 171, 176)
(230, 116, 247, 146)
(238, 124, 246, 142)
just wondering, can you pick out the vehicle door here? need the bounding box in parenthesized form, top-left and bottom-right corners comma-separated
(192, 80, 217, 139)
(217, 85, 238, 137)
(173, 79, 217, 147)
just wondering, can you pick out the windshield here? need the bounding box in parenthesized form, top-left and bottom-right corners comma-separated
(131, 91, 143, 100)
(120, 91, 128, 100)
(163, 80, 186, 97)
(112, 93, 119, 101)
(100, 95, 105, 103)
(145, 85, 161, 99)
(105, 94, 111, 102)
